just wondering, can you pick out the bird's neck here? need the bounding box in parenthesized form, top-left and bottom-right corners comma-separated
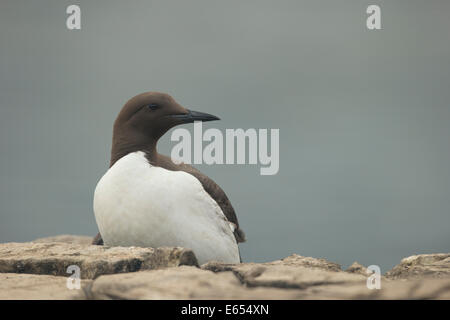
(110, 135, 158, 168)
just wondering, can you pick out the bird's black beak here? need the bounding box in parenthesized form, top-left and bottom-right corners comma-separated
(169, 109, 220, 123)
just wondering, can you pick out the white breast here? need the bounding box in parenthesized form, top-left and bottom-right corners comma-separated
(93, 151, 240, 264)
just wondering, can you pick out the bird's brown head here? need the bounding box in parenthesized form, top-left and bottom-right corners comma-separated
(110, 92, 219, 166)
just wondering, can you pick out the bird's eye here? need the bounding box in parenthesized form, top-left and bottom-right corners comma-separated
(147, 103, 160, 110)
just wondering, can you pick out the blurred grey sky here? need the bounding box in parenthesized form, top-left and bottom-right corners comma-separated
(1, 0, 449, 271)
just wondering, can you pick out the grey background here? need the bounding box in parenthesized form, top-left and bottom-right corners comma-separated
(1, 0, 449, 271)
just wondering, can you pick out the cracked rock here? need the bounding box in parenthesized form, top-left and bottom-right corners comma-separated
(85, 266, 306, 299)
(1, 237, 450, 299)
(0, 242, 198, 279)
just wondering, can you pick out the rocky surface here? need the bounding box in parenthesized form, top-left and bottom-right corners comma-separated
(0, 242, 198, 279)
(345, 262, 369, 275)
(385, 253, 450, 280)
(201, 255, 362, 290)
(0, 236, 449, 299)
(0, 273, 90, 300)
(86, 266, 304, 299)
(32, 234, 94, 245)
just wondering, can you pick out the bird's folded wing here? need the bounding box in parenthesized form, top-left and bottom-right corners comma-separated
(168, 160, 246, 243)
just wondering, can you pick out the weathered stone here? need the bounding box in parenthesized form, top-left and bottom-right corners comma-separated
(202, 254, 347, 289)
(0, 273, 90, 300)
(84, 264, 450, 299)
(85, 266, 307, 299)
(202, 254, 341, 273)
(345, 262, 369, 275)
(205, 262, 365, 290)
(1, 238, 450, 299)
(270, 254, 342, 272)
(0, 242, 198, 279)
(385, 253, 450, 279)
(297, 277, 450, 299)
(32, 234, 94, 245)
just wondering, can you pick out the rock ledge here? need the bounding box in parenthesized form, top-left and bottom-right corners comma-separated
(0, 237, 449, 299)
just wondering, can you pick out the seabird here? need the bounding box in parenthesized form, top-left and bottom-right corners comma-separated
(92, 92, 245, 264)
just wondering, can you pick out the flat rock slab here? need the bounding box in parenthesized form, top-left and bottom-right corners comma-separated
(86, 266, 308, 299)
(203, 256, 366, 290)
(0, 273, 90, 300)
(385, 253, 450, 279)
(84, 265, 450, 299)
(0, 242, 198, 279)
